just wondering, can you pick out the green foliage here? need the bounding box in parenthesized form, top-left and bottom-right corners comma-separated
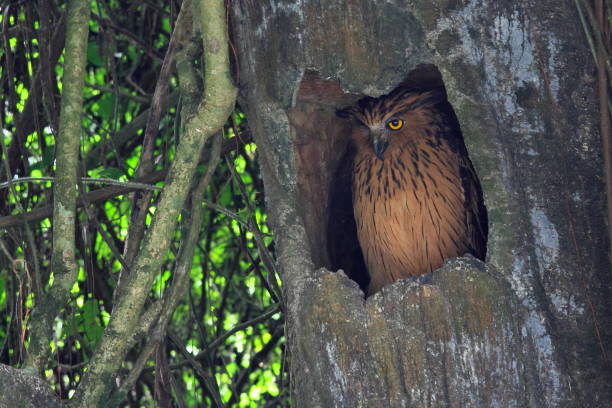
(0, 1, 287, 406)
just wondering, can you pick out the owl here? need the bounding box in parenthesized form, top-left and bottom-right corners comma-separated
(336, 86, 488, 295)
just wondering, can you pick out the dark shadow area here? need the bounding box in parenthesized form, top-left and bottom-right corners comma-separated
(327, 139, 369, 290)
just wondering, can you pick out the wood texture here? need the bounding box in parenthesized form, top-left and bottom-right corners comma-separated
(231, 0, 612, 406)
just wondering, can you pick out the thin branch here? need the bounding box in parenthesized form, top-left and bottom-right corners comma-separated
(168, 330, 225, 408)
(0, 50, 42, 297)
(85, 82, 151, 104)
(578, 0, 612, 77)
(82, 203, 131, 273)
(574, 0, 599, 63)
(90, 13, 164, 62)
(225, 156, 284, 309)
(9, 9, 66, 169)
(0, 135, 252, 229)
(123, 0, 193, 269)
(0, 177, 163, 192)
(138, 1, 191, 177)
(202, 305, 280, 354)
(83, 91, 180, 169)
(227, 325, 284, 406)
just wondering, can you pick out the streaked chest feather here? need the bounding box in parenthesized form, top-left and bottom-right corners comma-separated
(352, 139, 469, 290)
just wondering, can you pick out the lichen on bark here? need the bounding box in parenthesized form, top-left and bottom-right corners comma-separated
(25, 0, 90, 372)
(231, 0, 611, 406)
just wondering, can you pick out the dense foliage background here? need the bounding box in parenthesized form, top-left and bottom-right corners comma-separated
(0, 1, 287, 406)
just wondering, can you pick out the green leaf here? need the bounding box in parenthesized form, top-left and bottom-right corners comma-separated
(82, 299, 104, 347)
(95, 167, 124, 180)
(0, 275, 6, 309)
(161, 17, 171, 34)
(87, 42, 103, 67)
(95, 93, 114, 121)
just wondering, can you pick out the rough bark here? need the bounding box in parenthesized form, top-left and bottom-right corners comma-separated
(293, 258, 543, 407)
(231, 1, 611, 407)
(0, 364, 62, 408)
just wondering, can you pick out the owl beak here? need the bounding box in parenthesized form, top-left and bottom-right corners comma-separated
(372, 135, 388, 160)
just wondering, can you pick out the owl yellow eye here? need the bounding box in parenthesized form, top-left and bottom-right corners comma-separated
(387, 119, 404, 131)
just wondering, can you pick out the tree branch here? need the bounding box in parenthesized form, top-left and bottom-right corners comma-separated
(24, 0, 90, 372)
(123, 0, 193, 268)
(108, 133, 224, 407)
(69, 0, 237, 404)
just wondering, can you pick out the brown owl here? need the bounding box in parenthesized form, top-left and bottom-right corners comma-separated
(336, 86, 488, 295)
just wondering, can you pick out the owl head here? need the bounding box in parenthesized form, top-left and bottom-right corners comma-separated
(337, 87, 447, 159)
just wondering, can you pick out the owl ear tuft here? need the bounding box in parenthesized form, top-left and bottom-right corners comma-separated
(336, 106, 358, 119)
(418, 88, 448, 107)
(403, 88, 448, 111)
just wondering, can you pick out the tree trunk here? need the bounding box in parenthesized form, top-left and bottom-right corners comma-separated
(231, 1, 611, 406)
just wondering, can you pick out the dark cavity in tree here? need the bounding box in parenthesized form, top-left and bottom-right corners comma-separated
(291, 64, 488, 294)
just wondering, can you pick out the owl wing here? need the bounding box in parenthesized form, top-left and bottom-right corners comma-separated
(458, 155, 488, 260)
(437, 100, 488, 260)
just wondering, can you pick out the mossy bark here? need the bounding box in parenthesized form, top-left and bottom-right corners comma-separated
(231, 0, 611, 406)
(25, 0, 90, 372)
